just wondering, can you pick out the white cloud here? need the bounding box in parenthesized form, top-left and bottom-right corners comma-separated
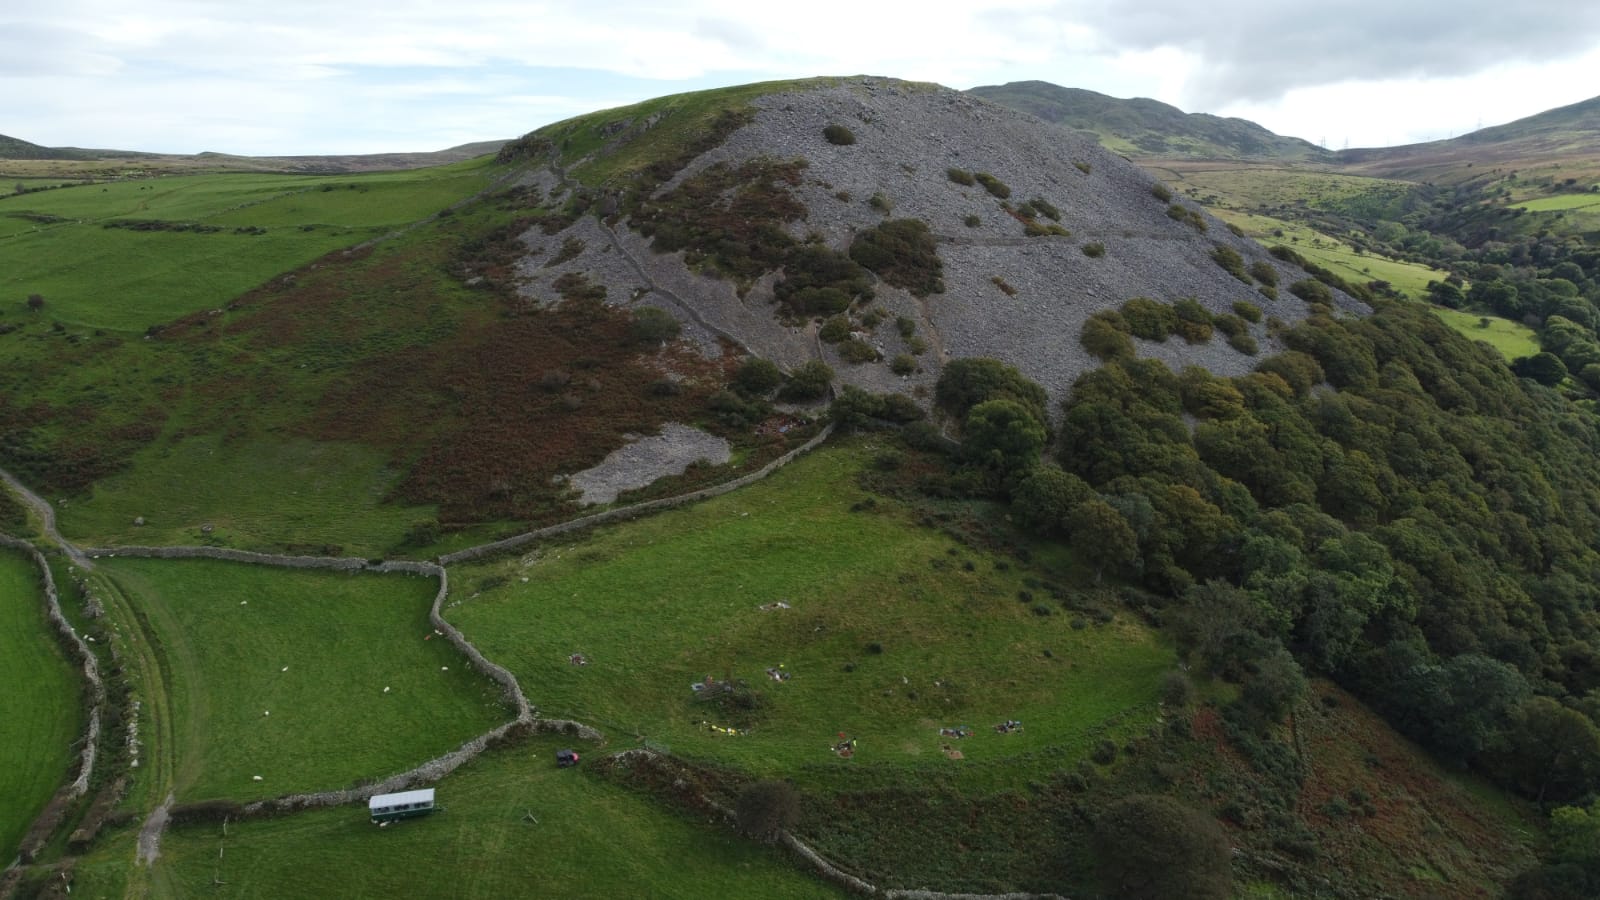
(3, 0, 1599, 154)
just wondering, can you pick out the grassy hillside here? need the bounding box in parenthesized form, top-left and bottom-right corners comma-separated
(100, 557, 509, 804)
(0, 549, 82, 862)
(0, 133, 91, 161)
(1211, 208, 1443, 299)
(450, 441, 1172, 787)
(0, 159, 497, 331)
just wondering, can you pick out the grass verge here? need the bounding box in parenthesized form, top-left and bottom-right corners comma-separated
(0, 548, 83, 861)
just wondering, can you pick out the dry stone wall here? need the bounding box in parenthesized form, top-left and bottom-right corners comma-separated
(441, 423, 833, 565)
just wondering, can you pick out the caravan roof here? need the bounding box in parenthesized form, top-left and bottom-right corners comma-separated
(369, 788, 435, 811)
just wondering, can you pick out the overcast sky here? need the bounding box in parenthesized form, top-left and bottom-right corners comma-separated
(6, 0, 1600, 156)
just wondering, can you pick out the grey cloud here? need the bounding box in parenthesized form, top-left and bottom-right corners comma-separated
(1062, 0, 1600, 106)
(692, 17, 766, 53)
(0, 22, 121, 76)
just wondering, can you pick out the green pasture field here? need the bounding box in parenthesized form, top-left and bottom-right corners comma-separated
(450, 441, 1174, 791)
(1161, 165, 1414, 216)
(64, 735, 841, 899)
(99, 557, 509, 804)
(59, 435, 432, 556)
(1428, 306, 1541, 360)
(1511, 192, 1600, 212)
(0, 159, 496, 331)
(1213, 209, 1445, 299)
(0, 550, 82, 862)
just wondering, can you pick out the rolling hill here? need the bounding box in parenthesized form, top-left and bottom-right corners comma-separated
(966, 80, 1331, 161)
(7, 75, 1594, 899)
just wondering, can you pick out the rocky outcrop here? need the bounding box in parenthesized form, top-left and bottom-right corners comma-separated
(525, 77, 1364, 412)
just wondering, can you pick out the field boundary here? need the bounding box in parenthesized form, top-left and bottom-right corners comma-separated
(439, 422, 834, 564)
(74, 546, 603, 823)
(0, 534, 105, 867)
(606, 748, 1067, 900)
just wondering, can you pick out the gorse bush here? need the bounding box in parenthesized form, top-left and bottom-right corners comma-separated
(974, 172, 1011, 199)
(818, 315, 852, 344)
(849, 218, 944, 297)
(1122, 297, 1177, 341)
(1211, 245, 1251, 283)
(1081, 310, 1135, 361)
(1249, 260, 1279, 287)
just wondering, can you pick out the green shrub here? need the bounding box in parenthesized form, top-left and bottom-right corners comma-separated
(974, 172, 1011, 199)
(629, 306, 680, 344)
(1268, 244, 1305, 266)
(906, 336, 929, 355)
(1213, 314, 1248, 339)
(733, 357, 783, 396)
(896, 315, 917, 338)
(1231, 300, 1263, 323)
(1074, 161, 1092, 174)
(1228, 332, 1259, 355)
(838, 338, 880, 364)
(1289, 278, 1333, 304)
(963, 214, 981, 228)
(1167, 204, 1207, 231)
(1151, 183, 1173, 202)
(818, 315, 852, 343)
(890, 354, 917, 375)
(1082, 242, 1106, 258)
(849, 218, 944, 296)
(946, 168, 975, 186)
(822, 124, 856, 146)
(1172, 299, 1215, 344)
(1248, 260, 1278, 286)
(1024, 221, 1070, 237)
(1121, 297, 1177, 341)
(991, 276, 1017, 296)
(859, 307, 886, 329)
(779, 360, 834, 401)
(1030, 197, 1061, 220)
(735, 781, 799, 842)
(1210, 245, 1250, 283)
(868, 192, 892, 214)
(773, 244, 874, 317)
(1259, 285, 1279, 301)
(935, 358, 1049, 424)
(1082, 311, 1135, 361)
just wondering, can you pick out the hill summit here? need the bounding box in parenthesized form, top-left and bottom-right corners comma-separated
(965, 80, 1330, 161)
(509, 76, 1360, 408)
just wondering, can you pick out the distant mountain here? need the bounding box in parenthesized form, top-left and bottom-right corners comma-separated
(0, 135, 506, 173)
(967, 81, 1331, 161)
(1335, 94, 1600, 180)
(0, 133, 93, 161)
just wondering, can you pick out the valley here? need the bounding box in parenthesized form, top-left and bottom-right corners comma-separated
(5, 74, 1600, 899)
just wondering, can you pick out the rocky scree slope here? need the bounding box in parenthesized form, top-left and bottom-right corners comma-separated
(513, 77, 1364, 410)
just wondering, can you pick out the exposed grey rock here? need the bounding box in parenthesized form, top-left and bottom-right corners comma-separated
(524, 79, 1362, 418)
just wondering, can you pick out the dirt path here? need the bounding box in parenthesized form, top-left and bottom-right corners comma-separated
(135, 793, 173, 868)
(0, 465, 93, 570)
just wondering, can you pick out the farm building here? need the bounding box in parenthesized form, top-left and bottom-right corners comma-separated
(368, 788, 436, 823)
